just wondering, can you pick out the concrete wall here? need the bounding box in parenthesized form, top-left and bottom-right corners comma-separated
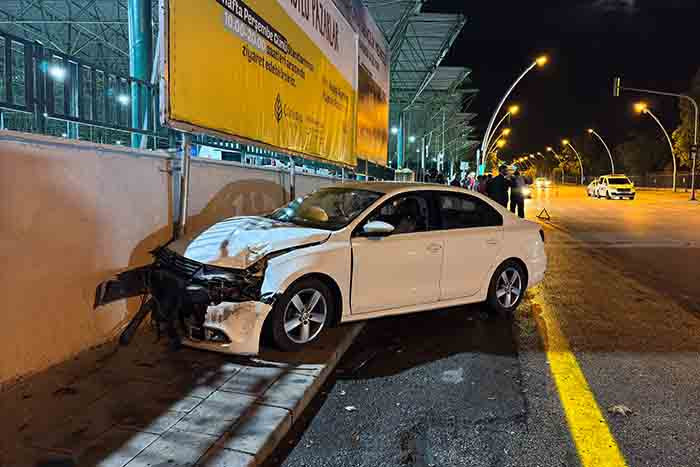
(0, 131, 171, 386)
(0, 131, 338, 387)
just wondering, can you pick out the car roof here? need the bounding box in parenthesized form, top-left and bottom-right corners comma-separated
(324, 181, 503, 205)
(330, 181, 450, 194)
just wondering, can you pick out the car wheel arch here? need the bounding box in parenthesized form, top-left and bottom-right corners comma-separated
(263, 272, 343, 330)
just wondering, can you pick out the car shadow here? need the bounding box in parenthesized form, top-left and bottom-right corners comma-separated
(335, 303, 517, 381)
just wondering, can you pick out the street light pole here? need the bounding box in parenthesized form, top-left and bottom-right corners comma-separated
(614, 78, 697, 199)
(588, 129, 615, 174)
(563, 140, 584, 184)
(480, 56, 547, 168)
(636, 104, 677, 191)
(484, 106, 518, 154)
(547, 147, 566, 184)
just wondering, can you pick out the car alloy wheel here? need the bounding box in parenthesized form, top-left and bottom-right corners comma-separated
(283, 288, 328, 344)
(495, 267, 522, 308)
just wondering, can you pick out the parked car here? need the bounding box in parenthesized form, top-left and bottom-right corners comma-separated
(594, 175, 636, 199)
(94, 183, 547, 354)
(587, 179, 599, 197)
(535, 177, 552, 189)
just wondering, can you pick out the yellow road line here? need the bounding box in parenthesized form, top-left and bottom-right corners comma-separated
(532, 299, 629, 467)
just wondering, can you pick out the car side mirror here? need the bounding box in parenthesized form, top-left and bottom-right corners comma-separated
(362, 221, 395, 237)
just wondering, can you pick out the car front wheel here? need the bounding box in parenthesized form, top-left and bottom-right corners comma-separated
(487, 261, 527, 315)
(270, 278, 333, 351)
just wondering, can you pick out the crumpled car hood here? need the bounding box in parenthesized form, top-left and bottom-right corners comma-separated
(169, 216, 331, 269)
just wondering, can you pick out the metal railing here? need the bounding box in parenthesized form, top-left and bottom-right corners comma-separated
(0, 29, 166, 148)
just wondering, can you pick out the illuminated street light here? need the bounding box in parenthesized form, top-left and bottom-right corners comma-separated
(614, 77, 697, 199)
(496, 139, 506, 149)
(634, 102, 648, 114)
(561, 139, 584, 184)
(635, 102, 677, 191)
(480, 55, 548, 170)
(587, 128, 615, 174)
(502, 128, 512, 136)
(117, 94, 130, 106)
(48, 65, 66, 81)
(408, 135, 416, 143)
(484, 104, 521, 158)
(390, 127, 399, 135)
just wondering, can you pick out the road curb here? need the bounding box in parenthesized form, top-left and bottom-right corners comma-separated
(246, 322, 365, 465)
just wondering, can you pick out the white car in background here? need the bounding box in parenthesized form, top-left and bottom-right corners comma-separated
(587, 179, 599, 197)
(95, 183, 547, 354)
(535, 177, 552, 189)
(594, 175, 636, 200)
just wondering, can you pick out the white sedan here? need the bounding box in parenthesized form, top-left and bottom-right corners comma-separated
(95, 183, 547, 353)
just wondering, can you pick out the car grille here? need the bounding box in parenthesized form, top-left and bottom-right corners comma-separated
(152, 246, 204, 279)
(616, 188, 631, 193)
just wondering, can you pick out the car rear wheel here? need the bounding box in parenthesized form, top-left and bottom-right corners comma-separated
(487, 261, 527, 315)
(271, 278, 333, 351)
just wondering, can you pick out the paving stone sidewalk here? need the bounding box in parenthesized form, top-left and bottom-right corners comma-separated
(0, 323, 363, 467)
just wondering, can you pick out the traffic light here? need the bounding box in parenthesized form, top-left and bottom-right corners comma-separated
(613, 77, 621, 97)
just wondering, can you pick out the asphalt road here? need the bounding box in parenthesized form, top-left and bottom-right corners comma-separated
(266, 185, 700, 467)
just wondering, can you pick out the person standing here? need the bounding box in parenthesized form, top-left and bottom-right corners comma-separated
(510, 169, 526, 218)
(486, 165, 510, 207)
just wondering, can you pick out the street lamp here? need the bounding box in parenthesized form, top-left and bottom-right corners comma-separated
(635, 102, 677, 191)
(480, 55, 547, 168)
(547, 147, 566, 183)
(587, 128, 615, 174)
(614, 77, 697, 200)
(562, 139, 584, 184)
(390, 126, 399, 135)
(484, 105, 520, 158)
(408, 135, 416, 143)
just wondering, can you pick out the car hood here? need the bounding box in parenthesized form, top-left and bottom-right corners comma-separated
(169, 216, 331, 269)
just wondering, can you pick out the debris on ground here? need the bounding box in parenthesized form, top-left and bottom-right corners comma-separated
(608, 404, 633, 416)
(344, 405, 358, 412)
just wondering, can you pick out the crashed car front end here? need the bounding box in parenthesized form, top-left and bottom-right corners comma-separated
(94, 244, 277, 354)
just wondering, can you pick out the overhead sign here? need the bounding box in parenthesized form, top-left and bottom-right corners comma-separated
(160, 0, 359, 166)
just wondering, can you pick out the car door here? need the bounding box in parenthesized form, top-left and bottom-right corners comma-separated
(351, 192, 443, 314)
(436, 192, 504, 300)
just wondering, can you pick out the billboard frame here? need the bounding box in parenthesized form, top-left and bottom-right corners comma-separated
(158, 0, 358, 168)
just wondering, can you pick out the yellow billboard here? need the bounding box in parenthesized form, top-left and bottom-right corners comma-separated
(161, 0, 358, 166)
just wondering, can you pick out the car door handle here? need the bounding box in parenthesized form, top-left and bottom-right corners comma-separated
(486, 238, 499, 245)
(427, 243, 442, 253)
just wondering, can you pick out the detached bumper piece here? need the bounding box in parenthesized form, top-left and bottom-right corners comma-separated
(94, 246, 267, 351)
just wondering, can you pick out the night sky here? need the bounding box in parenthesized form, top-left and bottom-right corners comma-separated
(423, 0, 700, 163)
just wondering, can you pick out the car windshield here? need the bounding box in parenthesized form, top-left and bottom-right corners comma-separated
(608, 177, 631, 185)
(268, 188, 382, 230)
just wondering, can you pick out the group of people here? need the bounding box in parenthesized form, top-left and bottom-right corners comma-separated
(446, 165, 528, 218)
(425, 166, 528, 218)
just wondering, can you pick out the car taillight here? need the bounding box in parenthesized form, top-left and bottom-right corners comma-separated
(539, 229, 545, 243)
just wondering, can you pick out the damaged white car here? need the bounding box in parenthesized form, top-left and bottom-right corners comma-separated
(94, 183, 547, 354)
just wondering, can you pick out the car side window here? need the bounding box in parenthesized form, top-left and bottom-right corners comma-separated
(365, 194, 431, 235)
(438, 193, 503, 229)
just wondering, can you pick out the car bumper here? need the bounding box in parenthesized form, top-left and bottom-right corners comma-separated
(183, 301, 272, 355)
(527, 251, 547, 288)
(611, 192, 635, 199)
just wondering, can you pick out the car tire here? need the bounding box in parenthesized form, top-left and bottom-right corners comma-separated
(487, 261, 527, 315)
(606, 190, 611, 199)
(270, 277, 334, 351)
